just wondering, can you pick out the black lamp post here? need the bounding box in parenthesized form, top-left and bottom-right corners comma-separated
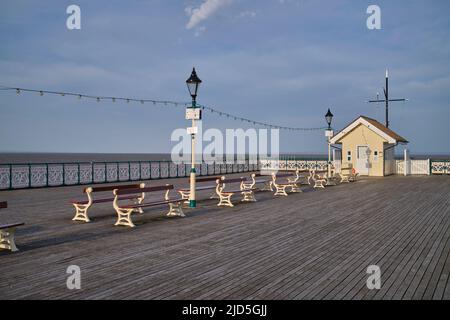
(186, 67, 202, 108)
(325, 108, 334, 179)
(185, 68, 202, 208)
(325, 108, 333, 130)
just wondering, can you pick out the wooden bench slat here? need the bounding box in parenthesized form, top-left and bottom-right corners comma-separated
(195, 176, 221, 183)
(222, 189, 243, 193)
(0, 222, 24, 229)
(178, 185, 215, 192)
(116, 185, 174, 196)
(122, 198, 183, 209)
(85, 183, 143, 193)
(220, 178, 246, 184)
(70, 195, 142, 205)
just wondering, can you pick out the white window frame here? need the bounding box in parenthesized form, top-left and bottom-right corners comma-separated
(373, 150, 379, 162)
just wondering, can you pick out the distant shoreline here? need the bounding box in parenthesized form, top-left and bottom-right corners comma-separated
(1, 152, 449, 164)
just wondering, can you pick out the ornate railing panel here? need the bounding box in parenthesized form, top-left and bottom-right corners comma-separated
(93, 163, 106, 183)
(106, 163, 118, 182)
(160, 162, 169, 179)
(30, 165, 47, 188)
(259, 159, 328, 172)
(140, 162, 151, 180)
(49, 164, 63, 186)
(0, 166, 11, 189)
(431, 160, 449, 175)
(81, 164, 92, 184)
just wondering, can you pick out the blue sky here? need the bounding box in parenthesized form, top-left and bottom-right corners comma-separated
(0, 0, 449, 154)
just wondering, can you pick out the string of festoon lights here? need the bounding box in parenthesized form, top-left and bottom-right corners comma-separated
(0, 85, 327, 131)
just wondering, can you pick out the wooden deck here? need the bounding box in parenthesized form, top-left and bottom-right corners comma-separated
(0, 174, 449, 300)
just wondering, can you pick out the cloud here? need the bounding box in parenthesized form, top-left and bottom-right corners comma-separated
(186, 0, 232, 30)
(194, 26, 206, 37)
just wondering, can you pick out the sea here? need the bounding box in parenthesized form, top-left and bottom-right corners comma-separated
(0, 152, 448, 164)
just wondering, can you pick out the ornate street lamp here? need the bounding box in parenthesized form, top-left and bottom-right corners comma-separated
(186, 67, 202, 104)
(325, 108, 333, 130)
(325, 108, 334, 179)
(185, 68, 202, 208)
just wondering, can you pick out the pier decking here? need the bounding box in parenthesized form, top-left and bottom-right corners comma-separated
(0, 175, 449, 300)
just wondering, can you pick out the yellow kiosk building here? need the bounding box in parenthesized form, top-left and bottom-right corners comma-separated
(330, 116, 408, 177)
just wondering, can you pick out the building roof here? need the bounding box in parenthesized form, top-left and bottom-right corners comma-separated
(330, 116, 408, 144)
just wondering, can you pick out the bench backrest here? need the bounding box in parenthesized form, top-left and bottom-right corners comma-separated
(254, 173, 271, 177)
(190, 176, 220, 183)
(115, 184, 174, 196)
(225, 177, 246, 184)
(216, 176, 246, 185)
(84, 183, 143, 193)
(0, 201, 7, 209)
(276, 173, 293, 178)
(216, 177, 246, 193)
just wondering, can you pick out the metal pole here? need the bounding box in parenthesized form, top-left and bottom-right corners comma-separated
(328, 136, 332, 178)
(189, 99, 197, 208)
(385, 69, 389, 128)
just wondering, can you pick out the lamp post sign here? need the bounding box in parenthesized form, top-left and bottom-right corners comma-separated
(186, 126, 198, 135)
(185, 108, 201, 120)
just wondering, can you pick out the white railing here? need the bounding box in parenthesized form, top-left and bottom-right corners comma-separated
(333, 160, 342, 173)
(259, 159, 328, 171)
(395, 159, 430, 175)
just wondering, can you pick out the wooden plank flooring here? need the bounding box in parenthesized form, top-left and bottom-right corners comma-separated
(0, 174, 449, 300)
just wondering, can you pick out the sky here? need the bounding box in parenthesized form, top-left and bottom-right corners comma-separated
(0, 0, 449, 155)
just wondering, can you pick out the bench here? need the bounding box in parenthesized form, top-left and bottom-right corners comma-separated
(255, 171, 295, 191)
(286, 170, 302, 193)
(339, 167, 358, 183)
(309, 170, 328, 189)
(271, 172, 299, 196)
(325, 168, 339, 186)
(297, 170, 311, 185)
(70, 183, 146, 223)
(177, 176, 221, 204)
(113, 184, 184, 227)
(215, 176, 254, 207)
(243, 173, 272, 191)
(0, 201, 25, 252)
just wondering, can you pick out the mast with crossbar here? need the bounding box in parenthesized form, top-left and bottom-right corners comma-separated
(368, 69, 408, 128)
